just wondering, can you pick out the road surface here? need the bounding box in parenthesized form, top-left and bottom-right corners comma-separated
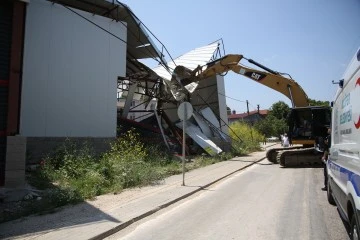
(106, 159, 349, 240)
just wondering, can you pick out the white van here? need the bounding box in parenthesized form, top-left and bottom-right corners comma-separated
(327, 47, 360, 240)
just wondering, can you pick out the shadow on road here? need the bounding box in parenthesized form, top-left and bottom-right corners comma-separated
(336, 207, 351, 239)
(280, 165, 324, 169)
(256, 162, 273, 166)
(0, 200, 120, 239)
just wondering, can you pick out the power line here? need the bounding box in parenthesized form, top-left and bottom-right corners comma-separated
(248, 102, 258, 111)
(218, 92, 246, 103)
(55, 1, 173, 73)
(218, 92, 260, 113)
(116, 0, 177, 69)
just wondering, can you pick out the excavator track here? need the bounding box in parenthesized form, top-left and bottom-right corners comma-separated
(266, 146, 303, 163)
(277, 147, 323, 167)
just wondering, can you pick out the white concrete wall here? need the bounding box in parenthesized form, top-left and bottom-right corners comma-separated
(216, 75, 229, 134)
(20, 0, 126, 137)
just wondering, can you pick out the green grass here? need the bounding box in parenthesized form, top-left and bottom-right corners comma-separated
(15, 129, 248, 223)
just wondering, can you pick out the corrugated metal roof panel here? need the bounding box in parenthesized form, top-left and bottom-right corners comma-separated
(152, 42, 220, 81)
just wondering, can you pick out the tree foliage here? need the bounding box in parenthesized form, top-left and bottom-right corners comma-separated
(268, 101, 290, 120)
(308, 98, 330, 107)
(253, 101, 289, 137)
(254, 115, 287, 137)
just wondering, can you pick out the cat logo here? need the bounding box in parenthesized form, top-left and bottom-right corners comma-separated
(244, 71, 266, 81)
(251, 72, 262, 81)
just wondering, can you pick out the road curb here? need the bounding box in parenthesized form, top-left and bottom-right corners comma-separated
(90, 155, 267, 240)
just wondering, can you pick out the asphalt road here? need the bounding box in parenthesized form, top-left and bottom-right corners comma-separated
(106, 159, 349, 240)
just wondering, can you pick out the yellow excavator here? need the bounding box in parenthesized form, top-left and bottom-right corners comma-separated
(170, 54, 331, 167)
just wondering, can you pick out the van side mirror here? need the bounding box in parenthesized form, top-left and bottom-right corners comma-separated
(331, 101, 334, 107)
(332, 79, 344, 88)
(339, 79, 344, 88)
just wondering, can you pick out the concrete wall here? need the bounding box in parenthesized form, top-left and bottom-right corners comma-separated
(5, 137, 26, 188)
(215, 75, 229, 134)
(191, 75, 228, 131)
(20, 0, 127, 137)
(26, 137, 115, 165)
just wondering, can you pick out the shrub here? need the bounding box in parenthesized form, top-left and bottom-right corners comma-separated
(99, 130, 173, 190)
(28, 127, 242, 217)
(229, 121, 263, 154)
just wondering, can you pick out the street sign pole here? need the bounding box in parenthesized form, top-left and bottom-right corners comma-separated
(182, 106, 186, 186)
(177, 101, 193, 187)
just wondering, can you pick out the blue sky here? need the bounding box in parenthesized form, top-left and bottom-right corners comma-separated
(120, 0, 360, 113)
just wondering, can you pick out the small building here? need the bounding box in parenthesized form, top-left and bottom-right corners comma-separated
(228, 109, 269, 124)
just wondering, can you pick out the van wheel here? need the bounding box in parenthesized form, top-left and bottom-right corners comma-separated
(350, 215, 360, 240)
(327, 180, 336, 205)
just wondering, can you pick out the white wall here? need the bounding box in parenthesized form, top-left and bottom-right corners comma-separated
(216, 75, 229, 134)
(20, 0, 126, 137)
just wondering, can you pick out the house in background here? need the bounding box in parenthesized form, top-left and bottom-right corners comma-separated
(228, 109, 269, 124)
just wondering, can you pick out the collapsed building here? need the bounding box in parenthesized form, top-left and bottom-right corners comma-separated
(117, 41, 233, 156)
(0, 0, 232, 190)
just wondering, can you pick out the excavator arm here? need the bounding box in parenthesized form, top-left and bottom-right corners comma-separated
(171, 54, 309, 107)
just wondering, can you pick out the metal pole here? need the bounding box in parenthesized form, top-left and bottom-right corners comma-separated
(287, 84, 295, 108)
(182, 106, 186, 186)
(246, 100, 249, 115)
(246, 100, 253, 141)
(154, 109, 170, 150)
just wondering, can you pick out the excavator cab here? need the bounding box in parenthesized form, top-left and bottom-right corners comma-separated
(287, 106, 331, 148)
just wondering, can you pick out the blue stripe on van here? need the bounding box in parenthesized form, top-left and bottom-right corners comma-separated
(328, 160, 360, 197)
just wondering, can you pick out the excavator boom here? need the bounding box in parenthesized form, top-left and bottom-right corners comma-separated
(174, 54, 309, 107)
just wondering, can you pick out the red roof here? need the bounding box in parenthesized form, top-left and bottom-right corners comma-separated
(228, 109, 269, 119)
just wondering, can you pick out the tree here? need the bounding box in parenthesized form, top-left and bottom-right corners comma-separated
(254, 115, 287, 137)
(253, 101, 289, 137)
(308, 98, 330, 107)
(269, 101, 290, 120)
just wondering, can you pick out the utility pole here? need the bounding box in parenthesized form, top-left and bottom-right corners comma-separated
(257, 104, 260, 113)
(246, 100, 249, 115)
(246, 100, 253, 141)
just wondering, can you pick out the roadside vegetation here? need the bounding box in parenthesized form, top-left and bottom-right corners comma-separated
(229, 121, 263, 153)
(29, 127, 264, 204)
(2, 109, 284, 223)
(0, 128, 255, 223)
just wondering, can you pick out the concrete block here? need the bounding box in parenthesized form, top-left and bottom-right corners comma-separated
(4, 136, 27, 188)
(6, 136, 26, 146)
(5, 170, 25, 188)
(5, 143, 26, 154)
(5, 155, 26, 170)
(6, 152, 26, 171)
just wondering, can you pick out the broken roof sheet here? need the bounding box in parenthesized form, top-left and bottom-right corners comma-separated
(152, 41, 220, 81)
